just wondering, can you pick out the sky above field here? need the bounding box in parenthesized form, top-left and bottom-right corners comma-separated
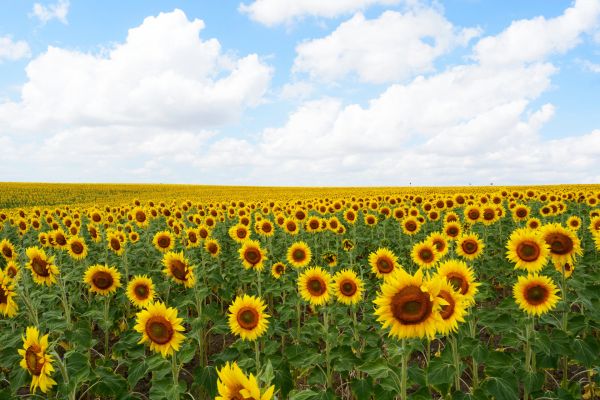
(1, 0, 600, 186)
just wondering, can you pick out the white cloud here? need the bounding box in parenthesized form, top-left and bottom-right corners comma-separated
(279, 81, 315, 100)
(239, 0, 404, 26)
(294, 9, 480, 83)
(581, 59, 600, 73)
(473, 0, 600, 65)
(0, 36, 31, 62)
(31, 0, 70, 25)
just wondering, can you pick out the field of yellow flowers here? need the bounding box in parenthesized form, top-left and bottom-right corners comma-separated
(1, 183, 600, 400)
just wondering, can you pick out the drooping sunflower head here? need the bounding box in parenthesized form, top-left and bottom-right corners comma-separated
(25, 247, 59, 286)
(162, 251, 196, 288)
(286, 241, 312, 268)
(456, 233, 485, 261)
(205, 239, 221, 258)
(342, 239, 355, 251)
(83, 264, 121, 295)
(134, 301, 186, 358)
(411, 240, 441, 269)
(228, 294, 270, 341)
(216, 361, 275, 400)
(271, 262, 286, 279)
(298, 266, 332, 306)
(0, 269, 18, 317)
(239, 240, 267, 271)
(540, 223, 582, 267)
(437, 259, 480, 305)
(373, 268, 443, 340)
(67, 236, 88, 260)
(18, 326, 57, 394)
(0, 238, 16, 261)
(436, 278, 468, 335)
(153, 230, 175, 253)
(369, 247, 399, 279)
(127, 275, 155, 308)
(506, 228, 549, 273)
(332, 269, 364, 305)
(513, 274, 560, 316)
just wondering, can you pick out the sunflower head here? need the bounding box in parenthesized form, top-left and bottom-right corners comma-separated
(216, 362, 275, 400)
(0, 269, 18, 318)
(83, 264, 121, 295)
(229, 224, 250, 243)
(25, 247, 59, 286)
(456, 233, 485, 261)
(67, 236, 88, 260)
(286, 242, 312, 268)
(153, 231, 175, 253)
(298, 267, 332, 306)
(271, 262, 286, 279)
(127, 275, 156, 308)
(162, 251, 196, 288)
(134, 301, 186, 358)
(540, 223, 582, 267)
(411, 240, 440, 269)
(443, 221, 462, 240)
(332, 269, 364, 305)
(228, 294, 270, 341)
(513, 274, 560, 316)
(369, 248, 398, 279)
(0, 239, 16, 260)
(401, 217, 421, 235)
(506, 228, 550, 272)
(239, 240, 267, 271)
(18, 327, 57, 393)
(205, 239, 221, 258)
(437, 259, 480, 305)
(436, 278, 468, 335)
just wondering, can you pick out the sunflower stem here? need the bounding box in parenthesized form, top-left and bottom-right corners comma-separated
(171, 352, 180, 400)
(560, 267, 569, 388)
(256, 268, 262, 298)
(58, 272, 72, 330)
(400, 339, 409, 400)
(323, 307, 332, 390)
(104, 295, 111, 359)
(255, 339, 261, 375)
(468, 317, 479, 389)
(450, 335, 461, 392)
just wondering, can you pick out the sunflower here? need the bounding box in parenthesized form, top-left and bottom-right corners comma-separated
(443, 222, 462, 240)
(464, 205, 481, 224)
(107, 231, 126, 255)
(512, 204, 530, 222)
(51, 229, 68, 249)
(436, 278, 468, 335)
(25, 247, 59, 286)
(480, 206, 498, 226)
(0, 238, 16, 261)
(513, 274, 560, 316)
(332, 269, 363, 305)
(163, 252, 196, 288)
(539, 223, 582, 267)
(38, 232, 49, 247)
(18, 327, 56, 393)
(456, 234, 485, 261)
(205, 239, 221, 258)
(239, 240, 267, 271)
(216, 362, 275, 400)
(343, 210, 357, 225)
(554, 261, 575, 278)
(127, 275, 156, 308)
(131, 207, 149, 228)
(369, 247, 399, 279)
(0, 269, 18, 317)
(506, 228, 549, 273)
(87, 224, 102, 243)
(322, 252, 338, 267)
(83, 265, 121, 295)
(342, 239, 355, 251)
(256, 220, 275, 237)
(153, 230, 175, 253)
(129, 231, 140, 244)
(286, 242, 312, 268)
(526, 217, 542, 230)
(373, 268, 443, 340)
(228, 294, 270, 341)
(364, 214, 378, 227)
(411, 240, 441, 269)
(4, 260, 20, 280)
(229, 224, 250, 243)
(298, 267, 332, 306)
(134, 301, 185, 357)
(271, 262, 286, 279)
(437, 259, 480, 306)
(67, 235, 88, 260)
(283, 218, 300, 235)
(401, 216, 421, 235)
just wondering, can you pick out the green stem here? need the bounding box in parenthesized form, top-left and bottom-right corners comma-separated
(58, 273, 72, 330)
(400, 339, 409, 400)
(324, 308, 332, 389)
(561, 268, 569, 387)
(257, 268, 262, 297)
(450, 335, 461, 392)
(171, 352, 180, 400)
(255, 339, 261, 375)
(104, 295, 111, 358)
(469, 318, 479, 389)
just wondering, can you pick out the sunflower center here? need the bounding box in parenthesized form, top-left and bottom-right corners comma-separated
(286, 222, 296, 231)
(377, 257, 394, 273)
(237, 307, 259, 330)
(524, 284, 549, 305)
(1, 247, 12, 258)
(157, 236, 170, 248)
(244, 248, 261, 265)
(569, 220, 579, 227)
(236, 228, 247, 239)
(31, 256, 50, 277)
(134, 283, 149, 299)
(468, 210, 480, 220)
(207, 243, 218, 254)
(71, 242, 84, 255)
(307, 277, 327, 296)
(391, 285, 432, 325)
(516, 209, 527, 218)
(447, 273, 468, 295)
(483, 210, 495, 220)
(169, 260, 188, 281)
(438, 290, 456, 320)
(293, 249, 306, 262)
(419, 249, 434, 263)
(545, 233, 573, 255)
(275, 264, 284, 274)
(135, 211, 146, 223)
(110, 238, 121, 251)
(405, 221, 417, 232)
(433, 239, 445, 252)
(145, 316, 174, 345)
(262, 223, 272, 233)
(6, 266, 17, 278)
(461, 240, 478, 255)
(25, 346, 43, 376)
(516, 241, 541, 261)
(447, 227, 458, 236)
(92, 271, 114, 290)
(310, 220, 319, 229)
(340, 280, 357, 296)
(0, 285, 7, 304)
(55, 234, 67, 246)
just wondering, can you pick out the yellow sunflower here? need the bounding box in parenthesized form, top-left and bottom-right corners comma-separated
(506, 228, 549, 272)
(18, 327, 56, 393)
(298, 267, 332, 306)
(239, 240, 267, 271)
(256, 220, 275, 237)
(127, 275, 156, 308)
(332, 269, 364, 305)
(322, 252, 338, 267)
(25, 247, 59, 286)
(566, 215, 581, 231)
(437, 259, 480, 306)
(131, 207, 149, 228)
(204, 238, 221, 258)
(436, 278, 467, 335)
(153, 230, 175, 253)
(134, 301, 186, 358)
(540, 223, 582, 267)
(83, 265, 122, 295)
(67, 235, 88, 260)
(526, 217, 542, 230)
(107, 231, 126, 256)
(428, 232, 449, 258)
(456, 233, 485, 261)
(50, 229, 68, 249)
(401, 216, 421, 235)
(442, 221, 462, 241)
(229, 224, 250, 243)
(271, 262, 286, 279)
(464, 205, 481, 224)
(411, 240, 441, 269)
(0, 238, 16, 261)
(4, 260, 20, 280)
(513, 274, 560, 316)
(228, 294, 270, 341)
(216, 362, 275, 400)
(286, 242, 312, 268)
(373, 268, 443, 340)
(0, 269, 18, 317)
(305, 216, 323, 232)
(512, 204, 530, 222)
(283, 218, 300, 235)
(369, 247, 399, 279)
(162, 252, 196, 288)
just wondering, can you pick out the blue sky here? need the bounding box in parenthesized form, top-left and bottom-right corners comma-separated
(1, 0, 600, 185)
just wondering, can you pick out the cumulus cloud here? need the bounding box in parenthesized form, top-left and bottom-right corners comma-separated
(31, 0, 70, 25)
(294, 9, 480, 83)
(239, 0, 404, 26)
(0, 36, 31, 62)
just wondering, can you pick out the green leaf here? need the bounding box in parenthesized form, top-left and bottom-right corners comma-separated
(90, 367, 128, 397)
(481, 375, 519, 400)
(357, 359, 393, 379)
(351, 377, 373, 400)
(570, 336, 600, 368)
(127, 360, 148, 389)
(289, 389, 320, 400)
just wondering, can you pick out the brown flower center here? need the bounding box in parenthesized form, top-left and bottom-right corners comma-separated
(483, 209, 495, 221)
(274, 264, 284, 274)
(261, 223, 272, 233)
(286, 221, 297, 231)
(376, 257, 394, 273)
(1, 246, 12, 259)
(467, 209, 480, 220)
(461, 239, 478, 255)
(6, 266, 17, 278)
(307, 276, 327, 296)
(135, 211, 146, 223)
(0, 285, 7, 304)
(309, 220, 320, 229)
(446, 226, 459, 237)
(544, 232, 573, 255)
(169, 259, 188, 281)
(236, 307, 259, 330)
(419, 248, 434, 263)
(405, 221, 417, 232)
(92, 271, 114, 290)
(244, 248, 261, 265)
(207, 243, 218, 254)
(516, 208, 527, 218)
(447, 273, 469, 295)
(110, 238, 121, 251)
(391, 285, 432, 325)
(438, 290, 456, 320)
(55, 234, 67, 246)
(236, 228, 247, 239)
(134, 283, 149, 299)
(71, 241, 84, 255)
(524, 284, 549, 305)
(145, 316, 174, 345)
(31, 256, 50, 277)
(292, 249, 306, 262)
(157, 236, 170, 248)
(516, 240, 541, 261)
(25, 345, 43, 376)
(339, 279, 357, 297)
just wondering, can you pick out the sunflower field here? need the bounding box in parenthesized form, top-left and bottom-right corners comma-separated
(1, 184, 600, 400)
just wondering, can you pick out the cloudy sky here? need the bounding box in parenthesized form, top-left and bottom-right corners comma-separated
(1, 0, 600, 186)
